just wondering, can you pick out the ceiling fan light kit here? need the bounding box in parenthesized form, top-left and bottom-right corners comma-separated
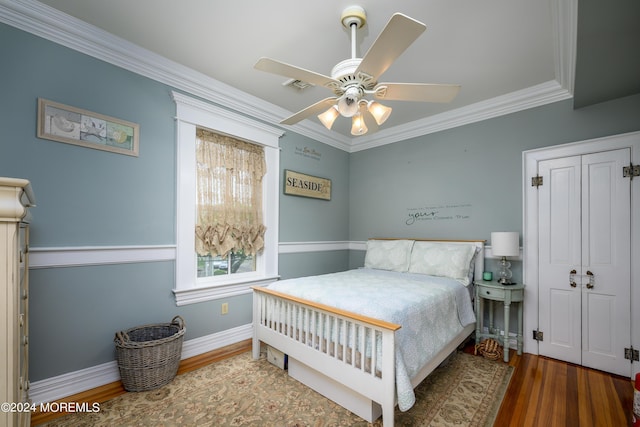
(317, 105, 340, 129)
(350, 113, 368, 136)
(254, 5, 460, 136)
(367, 100, 392, 125)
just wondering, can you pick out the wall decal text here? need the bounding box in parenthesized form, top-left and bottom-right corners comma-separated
(406, 204, 472, 225)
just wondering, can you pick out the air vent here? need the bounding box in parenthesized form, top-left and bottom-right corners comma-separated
(282, 78, 314, 91)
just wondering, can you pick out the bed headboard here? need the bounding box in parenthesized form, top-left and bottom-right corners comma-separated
(370, 238, 486, 282)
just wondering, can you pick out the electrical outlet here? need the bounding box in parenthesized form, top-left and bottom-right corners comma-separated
(221, 302, 229, 315)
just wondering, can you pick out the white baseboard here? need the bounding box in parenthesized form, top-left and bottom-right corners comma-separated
(29, 323, 252, 405)
(29, 360, 121, 406)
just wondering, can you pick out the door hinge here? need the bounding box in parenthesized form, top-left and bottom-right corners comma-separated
(625, 347, 639, 362)
(531, 176, 543, 187)
(623, 163, 640, 180)
(533, 330, 544, 341)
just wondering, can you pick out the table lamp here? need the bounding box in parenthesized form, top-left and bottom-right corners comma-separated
(491, 232, 519, 285)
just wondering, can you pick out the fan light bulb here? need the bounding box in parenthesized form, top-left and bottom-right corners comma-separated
(351, 113, 368, 136)
(317, 106, 339, 130)
(337, 86, 361, 117)
(367, 101, 392, 125)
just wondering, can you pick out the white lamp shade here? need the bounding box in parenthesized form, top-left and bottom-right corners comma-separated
(367, 101, 392, 125)
(491, 232, 519, 257)
(350, 113, 368, 136)
(317, 106, 339, 130)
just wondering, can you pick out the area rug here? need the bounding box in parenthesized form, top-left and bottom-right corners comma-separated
(38, 350, 512, 427)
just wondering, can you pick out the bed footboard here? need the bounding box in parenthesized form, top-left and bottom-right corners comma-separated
(252, 286, 401, 427)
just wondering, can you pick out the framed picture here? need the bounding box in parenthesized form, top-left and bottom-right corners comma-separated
(284, 170, 331, 201)
(37, 98, 139, 157)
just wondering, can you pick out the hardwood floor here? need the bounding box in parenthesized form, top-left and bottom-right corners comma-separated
(32, 339, 634, 426)
(488, 348, 634, 427)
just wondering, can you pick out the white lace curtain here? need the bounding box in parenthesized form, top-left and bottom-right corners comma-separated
(195, 128, 266, 257)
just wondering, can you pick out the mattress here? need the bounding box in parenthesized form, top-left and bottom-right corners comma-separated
(267, 267, 476, 411)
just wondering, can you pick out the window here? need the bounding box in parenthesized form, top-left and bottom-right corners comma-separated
(197, 250, 255, 277)
(195, 128, 264, 280)
(172, 92, 283, 306)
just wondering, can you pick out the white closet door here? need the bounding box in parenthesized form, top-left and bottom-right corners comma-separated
(580, 149, 630, 376)
(538, 156, 582, 364)
(538, 148, 631, 376)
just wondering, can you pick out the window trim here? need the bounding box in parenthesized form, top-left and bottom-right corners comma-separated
(172, 91, 283, 306)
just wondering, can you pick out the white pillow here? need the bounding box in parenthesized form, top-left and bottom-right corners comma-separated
(364, 239, 414, 272)
(408, 242, 477, 285)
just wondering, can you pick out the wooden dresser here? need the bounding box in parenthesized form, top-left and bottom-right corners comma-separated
(0, 178, 35, 427)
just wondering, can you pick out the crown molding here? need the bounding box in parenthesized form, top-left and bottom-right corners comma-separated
(1, 0, 575, 153)
(550, 0, 578, 95)
(349, 80, 572, 152)
(0, 1, 280, 124)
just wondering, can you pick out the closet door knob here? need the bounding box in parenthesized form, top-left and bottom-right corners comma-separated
(586, 270, 594, 289)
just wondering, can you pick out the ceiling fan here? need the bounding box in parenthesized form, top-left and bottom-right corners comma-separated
(254, 5, 461, 136)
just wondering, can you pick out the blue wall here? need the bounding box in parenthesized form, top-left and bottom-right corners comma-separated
(348, 95, 640, 243)
(279, 134, 350, 243)
(2, 25, 176, 246)
(278, 133, 352, 279)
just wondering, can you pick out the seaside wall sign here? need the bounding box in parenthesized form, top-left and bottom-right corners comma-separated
(284, 170, 331, 201)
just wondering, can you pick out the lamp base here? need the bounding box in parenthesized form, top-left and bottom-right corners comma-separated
(496, 257, 514, 285)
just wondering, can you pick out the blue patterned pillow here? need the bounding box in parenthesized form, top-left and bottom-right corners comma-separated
(408, 242, 477, 285)
(364, 239, 414, 272)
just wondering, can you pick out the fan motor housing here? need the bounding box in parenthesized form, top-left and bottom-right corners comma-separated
(330, 58, 376, 95)
(331, 58, 361, 80)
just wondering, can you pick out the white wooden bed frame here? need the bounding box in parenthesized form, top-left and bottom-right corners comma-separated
(252, 239, 485, 427)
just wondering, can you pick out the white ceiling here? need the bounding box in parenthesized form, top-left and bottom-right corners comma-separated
(22, 1, 572, 147)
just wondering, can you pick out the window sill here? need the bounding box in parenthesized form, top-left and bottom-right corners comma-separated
(173, 275, 279, 306)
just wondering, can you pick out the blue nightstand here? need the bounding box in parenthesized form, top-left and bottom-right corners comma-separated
(474, 280, 525, 362)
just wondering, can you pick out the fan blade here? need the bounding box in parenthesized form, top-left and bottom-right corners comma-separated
(280, 97, 338, 125)
(374, 83, 460, 103)
(355, 13, 426, 80)
(255, 57, 337, 88)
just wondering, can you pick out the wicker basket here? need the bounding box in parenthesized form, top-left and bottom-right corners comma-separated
(474, 338, 503, 361)
(114, 316, 185, 392)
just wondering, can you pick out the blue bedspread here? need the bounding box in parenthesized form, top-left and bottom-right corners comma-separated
(267, 268, 476, 411)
